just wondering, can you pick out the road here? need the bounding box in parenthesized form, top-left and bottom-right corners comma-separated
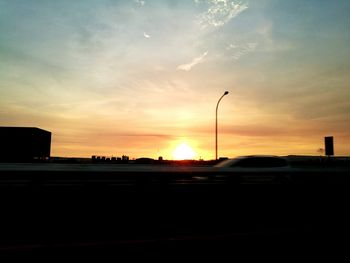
(0, 163, 349, 255)
(1, 163, 350, 187)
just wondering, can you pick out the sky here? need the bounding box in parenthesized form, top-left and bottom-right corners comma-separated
(1, 0, 350, 159)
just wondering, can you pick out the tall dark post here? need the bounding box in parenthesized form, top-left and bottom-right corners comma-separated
(215, 91, 229, 160)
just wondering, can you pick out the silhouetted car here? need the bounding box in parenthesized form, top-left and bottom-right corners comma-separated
(213, 155, 291, 183)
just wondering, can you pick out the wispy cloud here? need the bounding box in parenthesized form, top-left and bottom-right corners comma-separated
(227, 42, 258, 60)
(143, 32, 151, 38)
(135, 0, 145, 6)
(177, 51, 208, 71)
(196, 0, 248, 28)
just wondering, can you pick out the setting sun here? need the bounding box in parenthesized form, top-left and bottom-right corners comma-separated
(172, 144, 196, 160)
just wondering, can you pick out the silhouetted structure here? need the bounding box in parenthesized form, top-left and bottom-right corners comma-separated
(215, 91, 229, 160)
(0, 127, 51, 162)
(135, 158, 155, 164)
(325, 136, 334, 156)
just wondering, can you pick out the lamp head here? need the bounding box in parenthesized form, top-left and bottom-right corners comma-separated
(224, 91, 229, 95)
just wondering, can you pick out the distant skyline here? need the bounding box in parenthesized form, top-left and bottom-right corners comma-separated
(1, 0, 350, 159)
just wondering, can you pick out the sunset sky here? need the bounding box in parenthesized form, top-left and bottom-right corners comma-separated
(1, 0, 350, 159)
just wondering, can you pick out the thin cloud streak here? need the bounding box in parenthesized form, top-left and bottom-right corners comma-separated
(177, 51, 208, 71)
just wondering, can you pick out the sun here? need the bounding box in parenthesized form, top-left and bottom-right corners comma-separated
(172, 144, 196, 160)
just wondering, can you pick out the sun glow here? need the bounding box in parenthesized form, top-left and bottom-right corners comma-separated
(172, 144, 196, 160)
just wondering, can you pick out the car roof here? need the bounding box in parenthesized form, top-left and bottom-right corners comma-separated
(239, 155, 284, 158)
(214, 155, 287, 168)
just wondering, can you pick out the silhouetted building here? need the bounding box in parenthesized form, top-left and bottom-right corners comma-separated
(0, 127, 51, 162)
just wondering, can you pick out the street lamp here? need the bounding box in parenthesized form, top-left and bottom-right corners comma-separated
(215, 91, 229, 160)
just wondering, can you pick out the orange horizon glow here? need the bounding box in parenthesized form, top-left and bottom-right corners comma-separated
(48, 130, 350, 160)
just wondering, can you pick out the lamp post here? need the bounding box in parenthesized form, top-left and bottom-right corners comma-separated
(215, 91, 229, 160)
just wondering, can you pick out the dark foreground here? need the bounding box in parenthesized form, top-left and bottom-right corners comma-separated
(0, 165, 350, 257)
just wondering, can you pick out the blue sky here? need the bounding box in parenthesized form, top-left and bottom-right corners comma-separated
(1, 0, 350, 158)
